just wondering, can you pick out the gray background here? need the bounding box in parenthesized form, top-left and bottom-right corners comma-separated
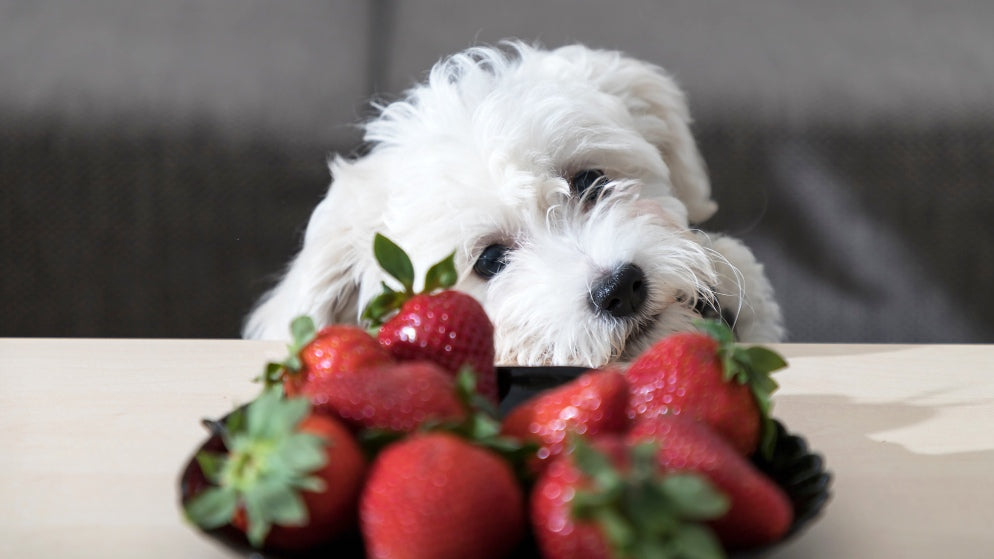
(3, 0, 993, 342)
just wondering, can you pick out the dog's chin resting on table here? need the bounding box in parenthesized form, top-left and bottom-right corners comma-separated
(243, 41, 784, 366)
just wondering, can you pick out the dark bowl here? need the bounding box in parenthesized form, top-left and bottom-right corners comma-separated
(180, 366, 831, 558)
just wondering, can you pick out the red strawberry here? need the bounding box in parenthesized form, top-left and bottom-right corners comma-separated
(184, 389, 367, 551)
(625, 320, 786, 457)
(302, 360, 467, 434)
(261, 316, 393, 396)
(378, 290, 496, 395)
(363, 233, 498, 403)
(360, 432, 526, 559)
(501, 368, 629, 466)
(628, 413, 794, 550)
(531, 434, 728, 559)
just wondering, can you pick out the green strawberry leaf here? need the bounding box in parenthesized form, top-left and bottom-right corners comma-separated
(572, 435, 623, 490)
(184, 486, 238, 530)
(291, 474, 327, 494)
(245, 478, 309, 527)
(632, 539, 674, 559)
(274, 432, 330, 474)
(742, 345, 788, 376)
(696, 318, 735, 346)
(259, 361, 287, 387)
(465, 413, 501, 440)
(195, 451, 227, 484)
(282, 315, 318, 374)
(447, 367, 503, 441)
(423, 251, 458, 292)
(246, 387, 292, 439)
(657, 474, 730, 520)
(361, 284, 408, 327)
(373, 233, 416, 294)
(269, 397, 311, 440)
(225, 408, 246, 440)
(593, 507, 636, 550)
(289, 315, 317, 351)
(454, 366, 500, 419)
(242, 492, 271, 548)
(669, 523, 728, 559)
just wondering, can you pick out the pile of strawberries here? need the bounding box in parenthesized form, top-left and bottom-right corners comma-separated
(182, 235, 794, 559)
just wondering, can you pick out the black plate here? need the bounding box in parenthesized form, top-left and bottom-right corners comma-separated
(180, 366, 831, 558)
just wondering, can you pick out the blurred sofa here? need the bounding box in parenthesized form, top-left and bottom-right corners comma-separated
(3, 0, 993, 342)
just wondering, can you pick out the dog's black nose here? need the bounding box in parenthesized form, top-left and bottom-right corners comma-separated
(590, 263, 648, 318)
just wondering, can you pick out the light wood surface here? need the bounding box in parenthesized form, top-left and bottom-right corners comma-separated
(2, 339, 993, 558)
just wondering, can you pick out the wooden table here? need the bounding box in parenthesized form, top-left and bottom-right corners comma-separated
(2, 340, 993, 558)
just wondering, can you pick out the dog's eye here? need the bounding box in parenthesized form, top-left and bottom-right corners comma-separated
(570, 169, 607, 200)
(473, 244, 511, 279)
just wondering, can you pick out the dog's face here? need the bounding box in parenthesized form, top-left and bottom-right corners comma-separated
(245, 43, 780, 365)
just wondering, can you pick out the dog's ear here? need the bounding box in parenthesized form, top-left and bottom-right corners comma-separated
(553, 45, 717, 224)
(242, 156, 383, 340)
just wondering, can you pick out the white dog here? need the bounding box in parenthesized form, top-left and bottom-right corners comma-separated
(244, 41, 784, 366)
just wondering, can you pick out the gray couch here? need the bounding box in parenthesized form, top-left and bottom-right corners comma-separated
(4, 0, 993, 342)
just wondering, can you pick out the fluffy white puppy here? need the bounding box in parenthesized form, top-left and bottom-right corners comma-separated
(244, 41, 784, 365)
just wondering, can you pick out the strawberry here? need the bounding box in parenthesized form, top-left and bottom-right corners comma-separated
(625, 320, 786, 457)
(363, 233, 498, 403)
(183, 388, 367, 551)
(531, 434, 729, 559)
(501, 368, 629, 466)
(360, 431, 526, 559)
(628, 414, 793, 550)
(260, 316, 393, 397)
(302, 360, 467, 434)
(378, 290, 496, 390)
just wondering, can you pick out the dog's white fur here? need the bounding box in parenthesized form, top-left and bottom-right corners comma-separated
(244, 42, 784, 365)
